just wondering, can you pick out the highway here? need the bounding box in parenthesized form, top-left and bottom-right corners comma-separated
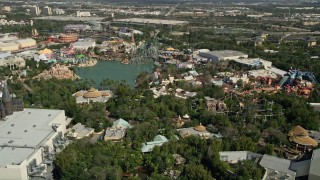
(165, 3, 179, 17)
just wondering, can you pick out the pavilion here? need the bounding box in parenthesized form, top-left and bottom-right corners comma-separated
(288, 125, 318, 152)
(73, 87, 113, 104)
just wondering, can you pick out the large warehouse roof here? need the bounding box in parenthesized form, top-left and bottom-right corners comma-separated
(0, 147, 34, 167)
(206, 50, 248, 58)
(114, 18, 188, 25)
(13, 38, 36, 44)
(0, 108, 65, 148)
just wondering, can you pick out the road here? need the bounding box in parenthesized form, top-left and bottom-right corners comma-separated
(165, 3, 179, 17)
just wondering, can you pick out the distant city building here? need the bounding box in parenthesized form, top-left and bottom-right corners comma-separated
(0, 33, 19, 41)
(3, 6, 11, 12)
(0, 42, 19, 52)
(30, 5, 40, 15)
(76, 11, 91, 17)
(0, 19, 27, 26)
(13, 38, 37, 49)
(59, 33, 78, 43)
(63, 24, 92, 33)
(43, 6, 52, 16)
(0, 38, 36, 52)
(114, 18, 188, 26)
(0, 56, 25, 68)
(53, 8, 65, 15)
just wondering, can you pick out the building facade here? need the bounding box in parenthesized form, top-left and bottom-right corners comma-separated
(53, 8, 65, 15)
(43, 6, 52, 16)
(0, 85, 70, 180)
(30, 5, 40, 16)
(76, 11, 91, 17)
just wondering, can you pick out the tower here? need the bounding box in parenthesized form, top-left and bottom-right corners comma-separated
(2, 83, 13, 116)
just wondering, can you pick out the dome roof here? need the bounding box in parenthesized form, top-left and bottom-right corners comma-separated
(289, 136, 318, 147)
(194, 123, 206, 132)
(83, 88, 101, 98)
(288, 125, 308, 137)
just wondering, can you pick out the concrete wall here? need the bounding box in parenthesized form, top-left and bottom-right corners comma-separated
(0, 160, 28, 180)
(27, 148, 43, 165)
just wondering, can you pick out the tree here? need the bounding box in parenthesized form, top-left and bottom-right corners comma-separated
(180, 164, 214, 180)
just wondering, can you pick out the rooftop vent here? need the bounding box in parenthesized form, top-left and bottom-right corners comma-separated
(24, 130, 27, 132)
(33, 125, 36, 127)
(48, 114, 51, 116)
(11, 124, 14, 127)
(28, 112, 31, 114)
(7, 131, 11, 134)
(8, 140, 13, 143)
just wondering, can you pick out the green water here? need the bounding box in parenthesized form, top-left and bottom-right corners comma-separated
(75, 60, 154, 87)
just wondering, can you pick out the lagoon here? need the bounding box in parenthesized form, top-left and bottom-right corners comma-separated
(75, 61, 154, 87)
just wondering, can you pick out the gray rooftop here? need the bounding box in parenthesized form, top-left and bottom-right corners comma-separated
(290, 160, 311, 177)
(204, 50, 248, 58)
(104, 127, 125, 141)
(259, 155, 296, 176)
(309, 148, 320, 179)
(219, 151, 262, 163)
(114, 18, 188, 25)
(72, 123, 94, 138)
(0, 108, 65, 148)
(177, 127, 213, 139)
(0, 147, 35, 167)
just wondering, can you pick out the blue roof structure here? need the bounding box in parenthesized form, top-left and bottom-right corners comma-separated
(112, 118, 132, 129)
(141, 135, 168, 153)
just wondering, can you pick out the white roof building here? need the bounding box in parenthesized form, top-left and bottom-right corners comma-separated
(104, 118, 132, 142)
(0, 108, 71, 180)
(13, 38, 36, 49)
(73, 39, 96, 51)
(67, 123, 94, 139)
(0, 56, 25, 68)
(199, 50, 248, 63)
(177, 124, 214, 139)
(259, 155, 296, 180)
(0, 42, 19, 52)
(219, 151, 262, 164)
(141, 135, 168, 153)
